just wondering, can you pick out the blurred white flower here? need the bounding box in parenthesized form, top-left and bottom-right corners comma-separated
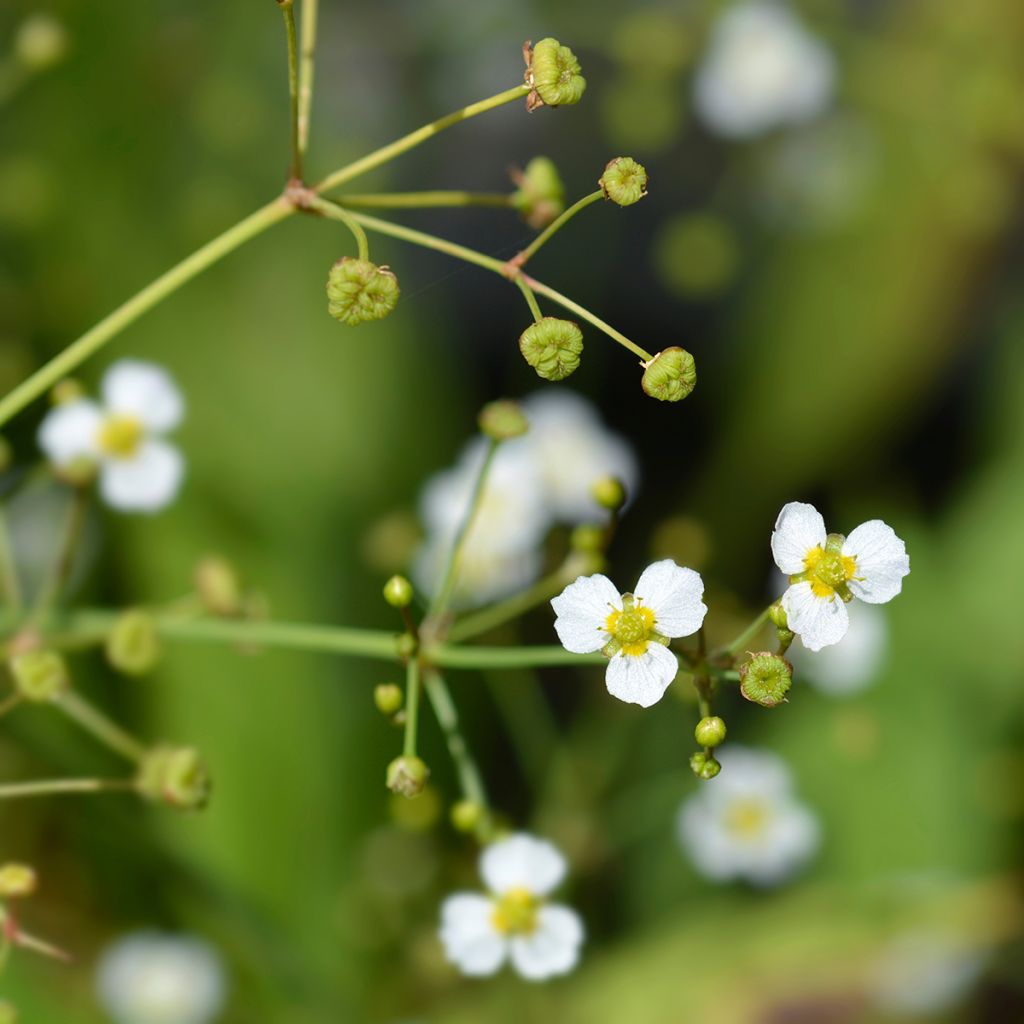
(772, 501, 909, 652)
(516, 389, 638, 524)
(869, 931, 988, 1017)
(439, 833, 584, 981)
(789, 600, 889, 696)
(552, 559, 706, 707)
(694, 2, 835, 139)
(676, 746, 819, 885)
(38, 360, 185, 513)
(96, 932, 225, 1024)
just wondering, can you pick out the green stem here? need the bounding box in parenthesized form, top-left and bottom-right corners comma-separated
(0, 198, 293, 430)
(523, 274, 654, 362)
(428, 438, 500, 621)
(403, 656, 421, 758)
(0, 506, 22, 614)
(514, 190, 603, 266)
(279, 0, 301, 181)
(305, 194, 369, 260)
(315, 85, 530, 194)
(0, 777, 133, 801)
(719, 606, 772, 657)
(338, 191, 514, 210)
(427, 644, 604, 670)
(54, 690, 148, 763)
(297, 0, 318, 162)
(514, 277, 543, 323)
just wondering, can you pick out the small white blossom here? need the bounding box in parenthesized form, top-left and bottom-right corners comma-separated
(694, 1, 835, 139)
(771, 501, 909, 653)
(551, 559, 707, 707)
(677, 746, 819, 886)
(38, 360, 185, 513)
(439, 833, 584, 981)
(96, 931, 226, 1024)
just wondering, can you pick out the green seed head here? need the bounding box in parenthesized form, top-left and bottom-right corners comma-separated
(9, 650, 69, 703)
(386, 755, 429, 798)
(519, 317, 583, 382)
(327, 257, 400, 326)
(641, 347, 697, 402)
(512, 156, 566, 229)
(527, 37, 586, 110)
(105, 609, 161, 676)
(137, 746, 211, 811)
(739, 652, 793, 708)
(599, 157, 649, 207)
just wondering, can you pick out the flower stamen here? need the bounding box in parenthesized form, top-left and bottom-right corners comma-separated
(96, 414, 144, 459)
(491, 887, 540, 936)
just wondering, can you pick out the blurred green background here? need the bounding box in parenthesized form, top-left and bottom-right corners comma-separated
(2, 0, 1024, 1020)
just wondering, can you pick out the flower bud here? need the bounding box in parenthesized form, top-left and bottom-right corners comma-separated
(0, 999, 17, 1024)
(519, 317, 583, 381)
(599, 157, 649, 207)
(689, 751, 721, 779)
(739, 652, 793, 708)
(512, 157, 566, 229)
(327, 257, 399, 326)
(15, 14, 68, 71)
(9, 650, 69, 703)
(478, 400, 529, 441)
(105, 610, 161, 676)
(768, 601, 788, 630)
(0, 864, 37, 899)
(194, 555, 242, 617)
(382, 574, 414, 609)
(136, 746, 211, 811)
(386, 755, 429, 798)
(642, 347, 697, 402)
(694, 716, 726, 747)
(526, 38, 586, 111)
(450, 799, 484, 833)
(374, 683, 404, 716)
(591, 475, 626, 512)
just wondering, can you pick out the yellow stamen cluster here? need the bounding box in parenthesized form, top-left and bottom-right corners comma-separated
(491, 887, 540, 936)
(97, 414, 144, 458)
(724, 799, 770, 840)
(605, 597, 656, 657)
(802, 545, 857, 599)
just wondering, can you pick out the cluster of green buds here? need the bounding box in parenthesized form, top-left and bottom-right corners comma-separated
(8, 649, 69, 703)
(599, 156, 649, 207)
(641, 348, 697, 402)
(327, 257, 400, 326)
(519, 318, 584, 382)
(105, 609, 161, 676)
(524, 37, 587, 112)
(511, 157, 566, 229)
(136, 745, 211, 810)
(739, 652, 793, 708)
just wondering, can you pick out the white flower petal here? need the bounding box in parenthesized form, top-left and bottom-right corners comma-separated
(37, 399, 103, 466)
(605, 643, 679, 707)
(480, 834, 566, 898)
(790, 601, 888, 695)
(509, 904, 584, 981)
(842, 519, 909, 604)
(633, 560, 707, 638)
(781, 580, 849, 651)
(551, 573, 621, 654)
(770, 501, 827, 574)
(99, 440, 184, 513)
(439, 893, 507, 976)
(102, 359, 184, 434)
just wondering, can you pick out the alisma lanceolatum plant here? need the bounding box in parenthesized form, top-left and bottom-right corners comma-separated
(0, 1, 909, 994)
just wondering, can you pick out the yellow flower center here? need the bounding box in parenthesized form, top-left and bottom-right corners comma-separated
(97, 414, 144, 459)
(605, 598, 656, 657)
(802, 545, 857, 599)
(724, 799, 771, 840)
(491, 887, 540, 936)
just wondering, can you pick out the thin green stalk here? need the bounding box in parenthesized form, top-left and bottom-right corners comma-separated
(297, 0, 318, 162)
(514, 190, 603, 266)
(423, 669, 490, 825)
(337, 191, 514, 210)
(719, 605, 772, 657)
(54, 690, 147, 763)
(279, 0, 301, 181)
(514, 277, 543, 323)
(306, 194, 369, 260)
(31, 485, 87, 621)
(403, 656, 421, 758)
(0, 777, 134, 800)
(427, 644, 605, 670)
(315, 84, 530, 194)
(524, 274, 654, 362)
(0, 198, 293, 429)
(0, 506, 22, 613)
(428, 438, 500, 621)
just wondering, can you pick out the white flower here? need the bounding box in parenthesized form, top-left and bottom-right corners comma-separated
(516, 389, 638, 524)
(439, 833, 584, 981)
(771, 501, 909, 653)
(693, 2, 835, 139)
(38, 360, 185, 513)
(96, 931, 225, 1024)
(676, 746, 819, 886)
(789, 600, 889, 696)
(551, 559, 707, 707)
(412, 440, 548, 607)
